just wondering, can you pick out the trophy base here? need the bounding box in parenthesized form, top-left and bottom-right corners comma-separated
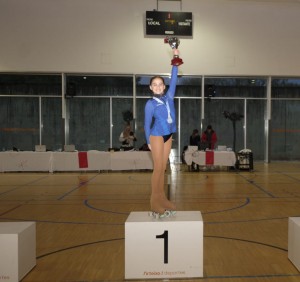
(171, 57, 183, 66)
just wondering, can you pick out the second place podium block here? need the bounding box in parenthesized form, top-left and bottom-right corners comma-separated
(125, 211, 203, 280)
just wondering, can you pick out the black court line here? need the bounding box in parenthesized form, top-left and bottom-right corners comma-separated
(202, 273, 300, 280)
(206, 215, 300, 225)
(35, 235, 300, 281)
(84, 199, 130, 215)
(2, 213, 299, 227)
(203, 197, 250, 215)
(66, 272, 300, 281)
(0, 217, 124, 226)
(237, 172, 275, 198)
(128, 175, 151, 183)
(36, 235, 286, 259)
(205, 235, 287, 252)
(36, 237, 124, 259)
(0, 204, 23, 216)
(0, 175, 49, 197)
(277, 171, 300, 182)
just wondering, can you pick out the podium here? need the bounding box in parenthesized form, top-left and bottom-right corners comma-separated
(0, 222, 36, 282)
(125, 211, 203, 279)
(288, 217, 300, 271)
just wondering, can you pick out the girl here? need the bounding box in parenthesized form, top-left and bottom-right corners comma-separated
(144, 49, 182, 217)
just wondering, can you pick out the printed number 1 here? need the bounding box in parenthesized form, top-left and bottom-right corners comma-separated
(156, 230, 168, 264)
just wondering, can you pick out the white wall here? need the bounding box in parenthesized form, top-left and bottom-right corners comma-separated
(1, 0, 300, 76)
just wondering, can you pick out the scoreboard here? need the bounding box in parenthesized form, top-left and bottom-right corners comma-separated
(145, 11, 193, 36)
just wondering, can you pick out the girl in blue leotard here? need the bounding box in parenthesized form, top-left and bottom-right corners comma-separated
(144, 49, 182, 216)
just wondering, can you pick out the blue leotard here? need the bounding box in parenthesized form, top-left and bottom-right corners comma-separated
(144, 66, 178, 144)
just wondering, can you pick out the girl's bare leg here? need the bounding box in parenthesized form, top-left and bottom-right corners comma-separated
(150, 135, 176, 213)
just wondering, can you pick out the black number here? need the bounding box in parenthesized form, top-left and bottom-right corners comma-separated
(156, 230, 168, 264)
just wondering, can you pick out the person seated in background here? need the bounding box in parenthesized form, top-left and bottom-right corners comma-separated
(189, 129, 200, 147)
(189, 129, 201, 171)
(119, 124, 137, 151)
(201, 125, 217, 150)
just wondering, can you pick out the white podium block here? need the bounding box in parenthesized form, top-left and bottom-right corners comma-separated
(125, 211, 203, 279)
(288, 217, 300, 271)
(0, 222, 36, 282)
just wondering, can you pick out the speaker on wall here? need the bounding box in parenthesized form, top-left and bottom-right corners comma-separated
(65, 82, 76, 98)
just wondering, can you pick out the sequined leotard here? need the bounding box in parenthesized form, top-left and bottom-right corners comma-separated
(144, 66, 178, 144)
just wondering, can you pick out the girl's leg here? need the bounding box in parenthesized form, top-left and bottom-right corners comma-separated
(150, 135, 176, 213)
(160, 136, 176, 210)
(150, 135, 165, 213)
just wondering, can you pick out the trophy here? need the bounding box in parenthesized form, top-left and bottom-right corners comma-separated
(164, 36, 184, 66)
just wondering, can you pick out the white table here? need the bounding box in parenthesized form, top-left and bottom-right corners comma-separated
(184, 150, 236, 167)
(0, 151, 153, 172)
(110, 151, 153, 171)
(0, 151, 53, 172)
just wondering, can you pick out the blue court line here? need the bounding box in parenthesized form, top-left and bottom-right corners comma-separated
(57, 173, 99, 201)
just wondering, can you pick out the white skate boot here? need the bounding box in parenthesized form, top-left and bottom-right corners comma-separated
(149, 210, 176, 219)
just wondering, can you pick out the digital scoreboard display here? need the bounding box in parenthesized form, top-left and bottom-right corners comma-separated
(146, 11, 192, 36)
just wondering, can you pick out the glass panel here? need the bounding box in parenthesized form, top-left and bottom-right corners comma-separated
(204, 99, 245, 152)
(247, 99, 266, 160)
(0, 97, 39, 151)
(205, 77, 267, 98)
(66, 75, 133, 97)
(271, 100, 300, 160)
(42, 97, 63, 151)
(136, 98, 149, 149)
(180, 98, 202, 148)
(1, 73, 299, 161)
(272, 78, 300, 98)
(0, 74, 61, 96)
(171, 99, 179, 152)
(112, 98, 135, 149)
(68, 98, 110, 151)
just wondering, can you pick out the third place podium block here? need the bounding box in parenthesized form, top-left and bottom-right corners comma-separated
(125, 211, 203, 280)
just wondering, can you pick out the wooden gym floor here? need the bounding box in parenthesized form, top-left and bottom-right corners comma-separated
(1, 162, 300, 282)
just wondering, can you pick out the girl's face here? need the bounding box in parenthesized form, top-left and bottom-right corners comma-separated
(150, 77, 166, 95)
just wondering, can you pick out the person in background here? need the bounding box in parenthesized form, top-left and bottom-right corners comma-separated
(119, 124, 137, 151)
(201, 125, 217, 150)
(190, 129, 200, 147)
(144, 48, 182, 218)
